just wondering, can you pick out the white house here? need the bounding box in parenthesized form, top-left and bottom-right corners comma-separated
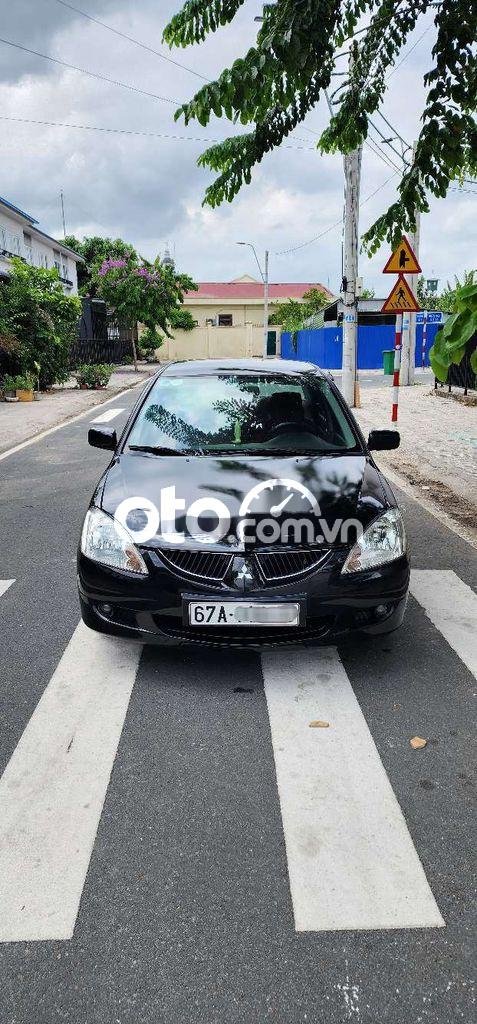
(0, 196, 83, 295)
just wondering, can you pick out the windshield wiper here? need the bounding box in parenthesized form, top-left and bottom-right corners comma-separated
(128, 445, 192, 456)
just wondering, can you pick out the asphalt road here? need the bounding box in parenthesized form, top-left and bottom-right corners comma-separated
(0, 382, 475, 1024)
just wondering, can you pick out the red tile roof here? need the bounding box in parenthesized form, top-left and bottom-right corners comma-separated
(186, 281, 333, 301)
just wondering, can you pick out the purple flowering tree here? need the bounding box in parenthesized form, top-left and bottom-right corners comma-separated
(95, 255, 197, 363)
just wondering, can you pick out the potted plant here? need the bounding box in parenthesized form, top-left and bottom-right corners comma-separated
(1, 374, 19, 402)
(15, 372, 35, 402)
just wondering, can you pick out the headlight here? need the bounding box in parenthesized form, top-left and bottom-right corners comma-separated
(341, 508, 406, 574)
(80, 507, 148, 575)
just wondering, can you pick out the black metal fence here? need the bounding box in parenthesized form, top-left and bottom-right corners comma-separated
(70, 298, 137, 366)
(435, 336, 476, 395)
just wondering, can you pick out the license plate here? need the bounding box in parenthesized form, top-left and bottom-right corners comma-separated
(187, 601, 301, 627)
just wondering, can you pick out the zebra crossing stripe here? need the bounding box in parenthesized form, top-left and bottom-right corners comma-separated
(261, 647, 444, 932)
(0, 580, 15, 598)
(410, 569, 477, 679)
(0, 622, 142, 942)
(90, 408, 125, 424)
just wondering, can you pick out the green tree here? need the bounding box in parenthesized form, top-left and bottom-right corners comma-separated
(95, 254, 197, 339)
(0, 259, 81, 388)
(269, 299, 306, 332)
(429, 274, 477, 380)
(164, 1, 477, 252)
(269, 287, 329, 330)
(417, 271, 475, 312)
(62, 235, 137, 296)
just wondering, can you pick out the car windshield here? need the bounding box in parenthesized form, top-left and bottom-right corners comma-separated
(126, 373, 360, 454)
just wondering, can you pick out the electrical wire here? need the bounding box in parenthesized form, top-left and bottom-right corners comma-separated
(0, 113, 319, 151)
(273, 172, 398, 256)
(51, 0, 209, 82)
(386, 22, 433, 80)
(364, 137, 402, 174)
(0, 36, 181, 105)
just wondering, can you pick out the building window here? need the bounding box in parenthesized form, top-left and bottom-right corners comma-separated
(53, 251, 61, 274)
(218, 313, 233, 327)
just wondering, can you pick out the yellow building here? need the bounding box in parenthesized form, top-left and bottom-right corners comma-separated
(158, 274, 333, 361)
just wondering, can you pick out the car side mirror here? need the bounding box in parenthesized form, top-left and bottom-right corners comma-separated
(368, 429, 400, 451)
(88, 426, 117, 451)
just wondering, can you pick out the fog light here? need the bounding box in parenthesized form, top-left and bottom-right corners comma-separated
(375, 603, 391, 619)
(99, 602, 113, 617)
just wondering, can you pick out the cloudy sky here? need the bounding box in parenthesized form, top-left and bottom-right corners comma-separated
(1, 0, 475, 294)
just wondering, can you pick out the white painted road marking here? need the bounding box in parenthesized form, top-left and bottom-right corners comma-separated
(410, 569, 477, 679)
(0, 580, 15, 598)
(261, 648, 444, 932)
(90, 407, 125, 424)
(0, 622, 142, 942)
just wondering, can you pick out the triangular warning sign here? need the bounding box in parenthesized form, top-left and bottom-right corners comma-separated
(382, 236, 421, 274)
(381, 275, 420, 313)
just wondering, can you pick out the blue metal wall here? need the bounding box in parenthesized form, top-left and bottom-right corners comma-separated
(281, 322, 441, 370)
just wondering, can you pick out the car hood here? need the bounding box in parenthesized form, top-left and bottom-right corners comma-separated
(96, 451, 390, 550)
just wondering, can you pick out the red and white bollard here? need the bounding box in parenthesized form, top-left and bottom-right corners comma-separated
(392, 313, 402, 423)
(421, 310, 428, 369)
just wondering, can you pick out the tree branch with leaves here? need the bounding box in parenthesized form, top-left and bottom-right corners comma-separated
(164, 0, 477, 252)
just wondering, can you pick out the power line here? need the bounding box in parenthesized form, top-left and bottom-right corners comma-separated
(0, 113, 319, 152)
(273, 172, 398, 256)
(0, 36, 180, 105)
(51, 0, 209, 82)
(364, 137, 402, 174)
(368, 116, 409, 166)
(386, 22, 433, 80)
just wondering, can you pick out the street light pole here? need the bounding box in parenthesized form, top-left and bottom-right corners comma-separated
(236, 241, 269, 360)
(263, 249, 269, 359)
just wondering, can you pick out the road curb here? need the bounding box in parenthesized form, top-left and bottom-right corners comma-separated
(384, 463, 477, 552)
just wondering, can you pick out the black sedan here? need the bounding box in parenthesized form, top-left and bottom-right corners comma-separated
(78, 358, 409, 647)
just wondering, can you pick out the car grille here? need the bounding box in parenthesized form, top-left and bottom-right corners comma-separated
(158, 547, 329, 585)
(254, 549, 329, 582)
(159, 548, 233, 582)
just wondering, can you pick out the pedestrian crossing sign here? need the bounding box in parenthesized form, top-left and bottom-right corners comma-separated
(382, 236, 421, 274)
(381, 275, 420, 313)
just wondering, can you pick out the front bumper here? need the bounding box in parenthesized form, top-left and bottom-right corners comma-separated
(77, 546, 410, 649)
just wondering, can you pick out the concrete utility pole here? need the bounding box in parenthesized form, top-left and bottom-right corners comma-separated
(401, 142, 420, 385)
(338, 48, 362, 408)
(342, 143, 362, 406)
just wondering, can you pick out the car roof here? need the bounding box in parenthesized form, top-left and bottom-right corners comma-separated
(160, 358, 325, 378)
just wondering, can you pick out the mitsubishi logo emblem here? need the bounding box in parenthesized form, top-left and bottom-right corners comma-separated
(237, 563, 253, 582)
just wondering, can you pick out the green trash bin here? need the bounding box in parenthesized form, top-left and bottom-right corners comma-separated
(383, 350, 395, 375)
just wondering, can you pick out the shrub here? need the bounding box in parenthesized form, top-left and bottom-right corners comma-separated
(139, 326, 163, 358)
(74, 364, 114, 388)
(0, 259, 81, 388)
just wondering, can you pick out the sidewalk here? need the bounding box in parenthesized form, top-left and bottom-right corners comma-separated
(0, 366, 157, 454)
(354, 383, 477, 539)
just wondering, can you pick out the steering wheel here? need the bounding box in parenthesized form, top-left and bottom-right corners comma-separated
(268, 419, 316, 436)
